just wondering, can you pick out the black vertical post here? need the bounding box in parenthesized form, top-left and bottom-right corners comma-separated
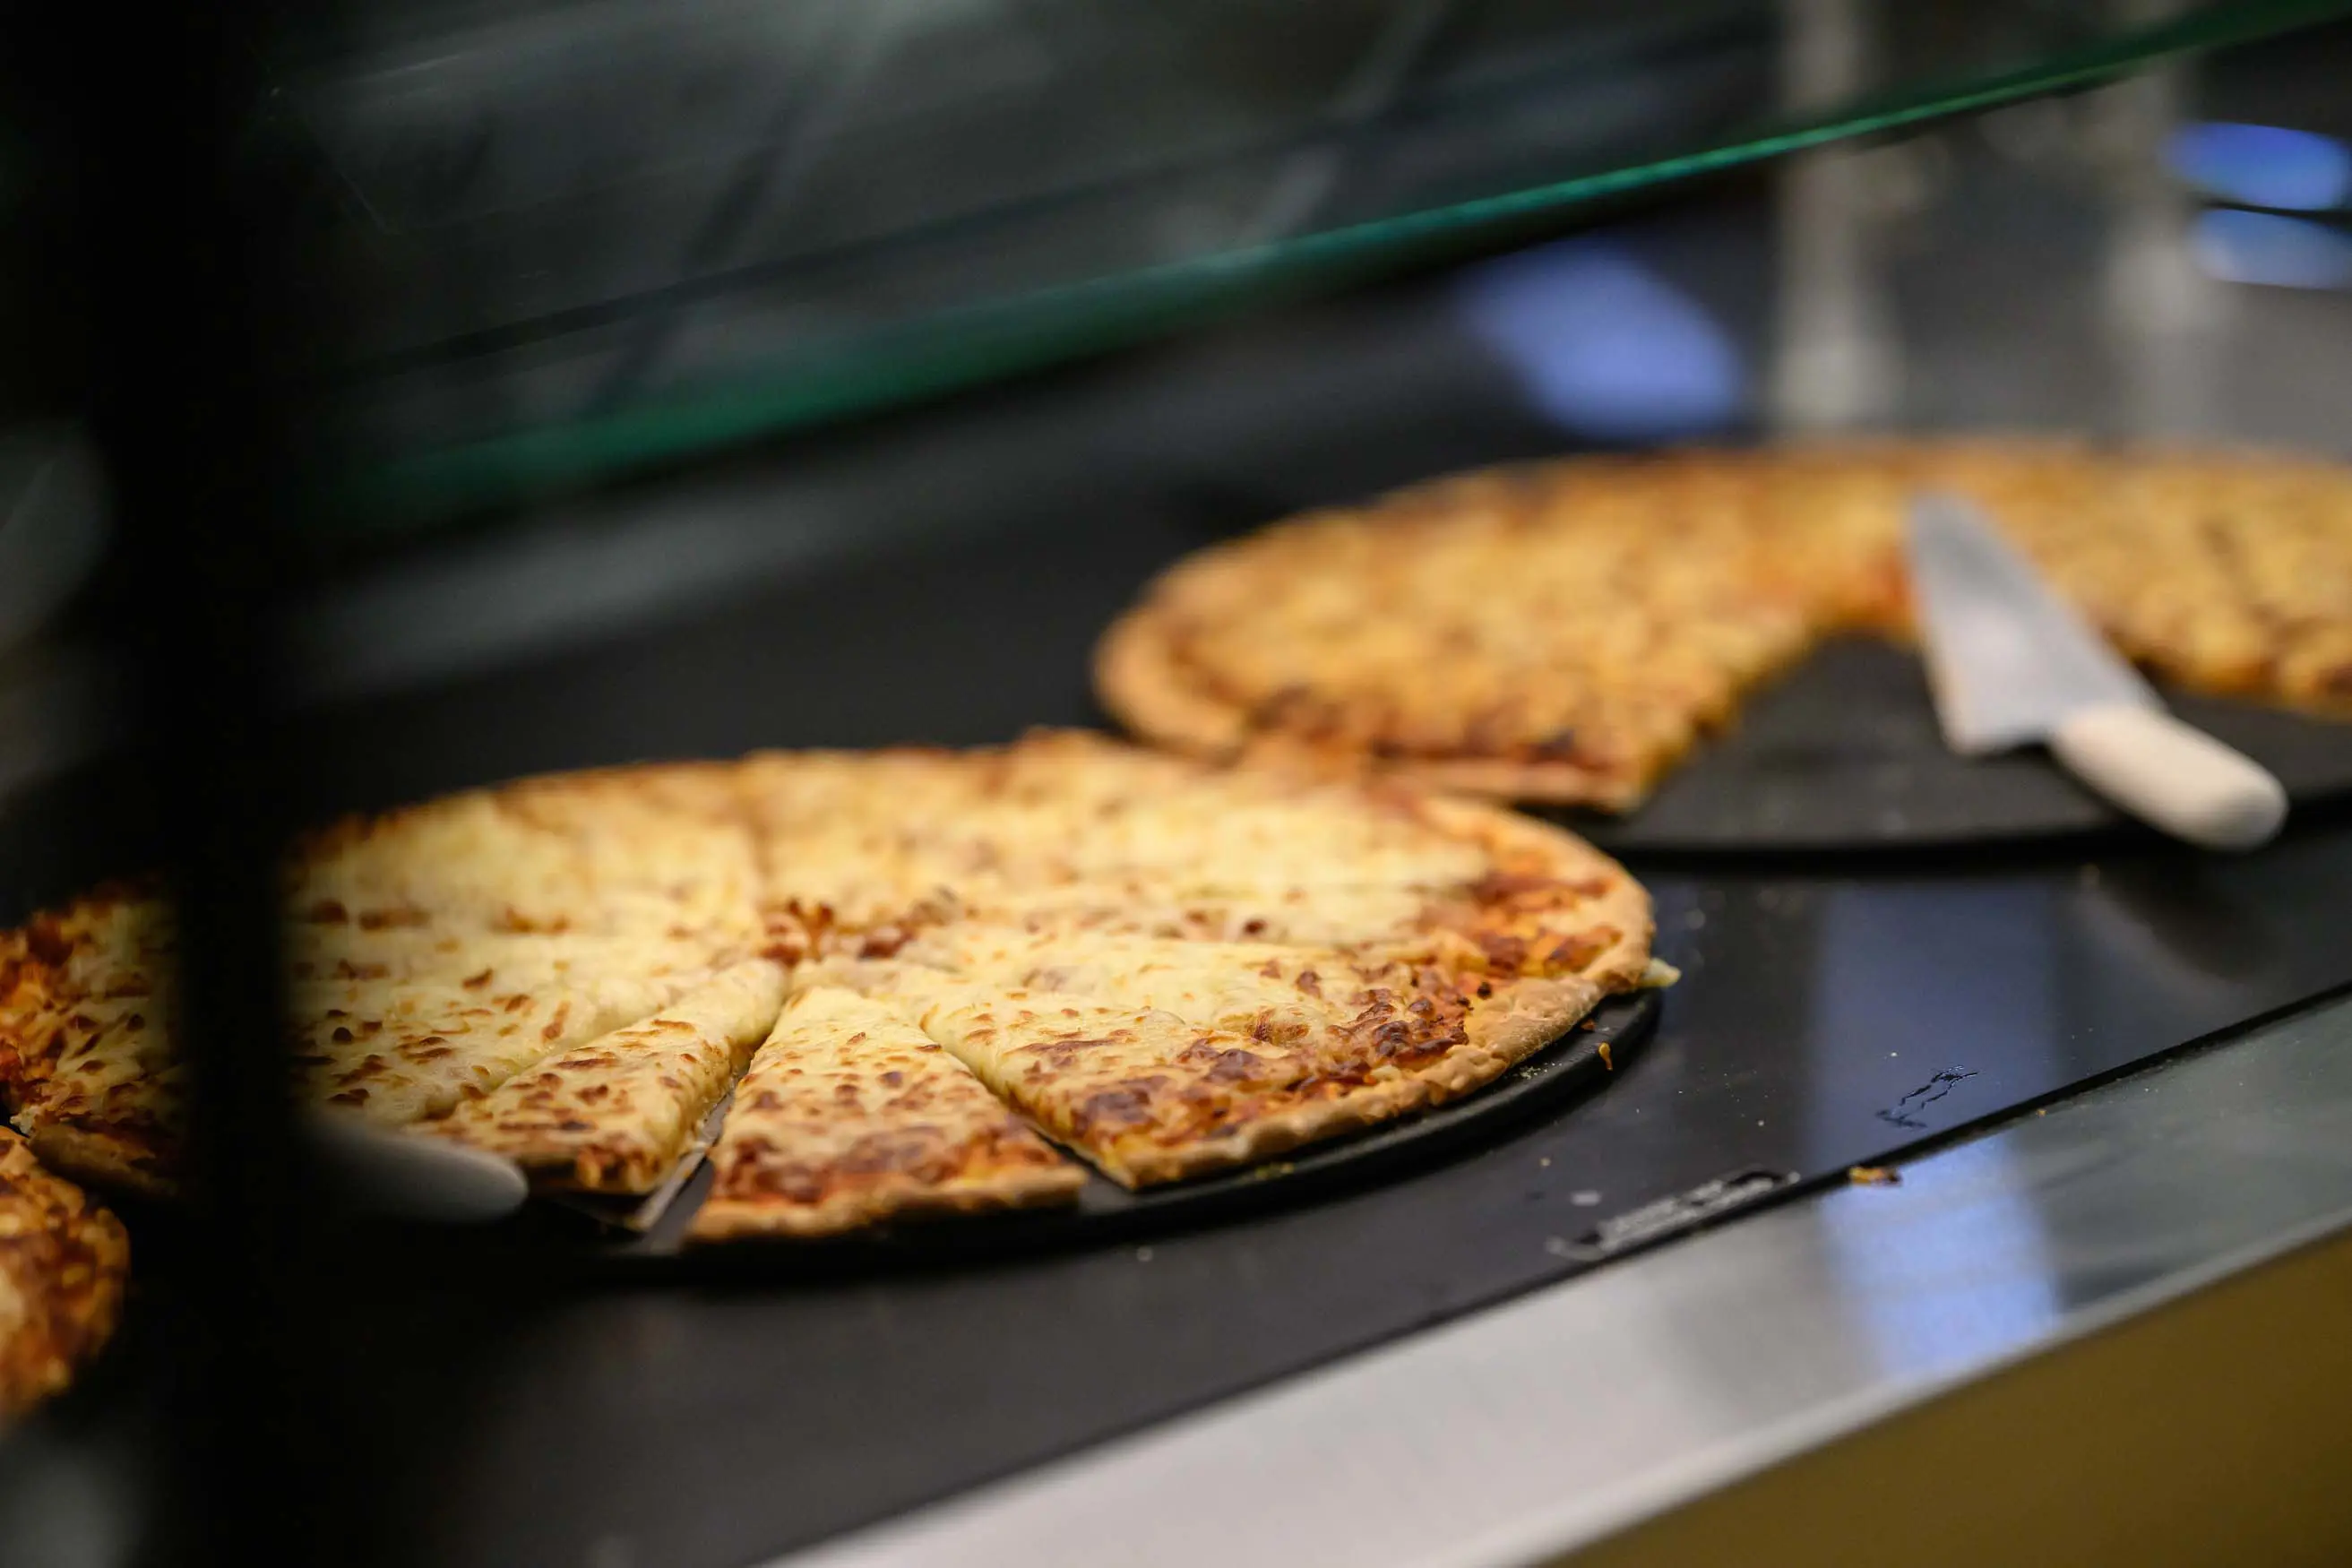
(56, 1, 316, 1564)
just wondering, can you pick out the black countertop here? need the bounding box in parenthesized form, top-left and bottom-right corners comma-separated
(361, 819, 2352, 1568)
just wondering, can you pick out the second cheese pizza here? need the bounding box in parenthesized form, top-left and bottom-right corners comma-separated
(1096, 443, 2352, 807)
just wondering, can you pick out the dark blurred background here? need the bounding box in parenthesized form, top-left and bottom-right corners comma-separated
(0, 4, 2347, 866)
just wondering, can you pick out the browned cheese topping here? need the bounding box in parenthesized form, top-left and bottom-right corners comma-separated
(690, 987, 1084, 1240)
(434, 960, 791, 1193)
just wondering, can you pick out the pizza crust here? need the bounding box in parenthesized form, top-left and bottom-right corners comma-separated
(1096, 1071, 1430, 1188)
(1099, 608, 1650, 808)
(688, 1165, 1085, 1243)
(24, 1118, 177, 1203)
(1091, 603, 1254, 759)
(1356, 754, 1647, 810)
(689, 1151, 1084, 1243)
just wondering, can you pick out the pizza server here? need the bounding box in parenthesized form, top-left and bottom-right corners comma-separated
(1905, 492, 2287, 850)
(306, 1115, 529, 1223)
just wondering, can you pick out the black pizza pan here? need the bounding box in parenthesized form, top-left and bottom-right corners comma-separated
(538, 986, 1661, 1278)
(1549, 639, 2352, 855)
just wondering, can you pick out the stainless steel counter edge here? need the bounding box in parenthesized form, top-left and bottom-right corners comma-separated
(770, 991, 2352, 1568)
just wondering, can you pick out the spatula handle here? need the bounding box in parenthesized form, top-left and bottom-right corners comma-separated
(2049, 704, 2287, 850)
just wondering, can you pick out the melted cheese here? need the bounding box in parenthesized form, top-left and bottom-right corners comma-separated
(433, 959, 788, 1192)
(688, 986, 1083, 1238)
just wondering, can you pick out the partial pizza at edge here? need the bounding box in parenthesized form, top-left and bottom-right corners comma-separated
(0, 1128, 127, 1421)
(0, 768, 770, 1194)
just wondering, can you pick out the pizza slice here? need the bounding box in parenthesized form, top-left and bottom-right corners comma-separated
(686, 986, 1086, 1242)
(289, 966, 697, 1127)
(432, 959, 789, 1193)
(2, 764, 764, 1193)
(879, 924, 1607, 1186)
(0, 892, 182, 1196)
(1, 956, 702, 1196)
(887, 973, 1408, 1187)
(4, 993, 180, 1199)
(0, 1129, 128, 1419)
(0, 892, 168, 1090)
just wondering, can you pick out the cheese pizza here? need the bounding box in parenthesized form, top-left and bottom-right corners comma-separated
(1096, 443, 2352, 806)
(0, 734, 1653, 1246)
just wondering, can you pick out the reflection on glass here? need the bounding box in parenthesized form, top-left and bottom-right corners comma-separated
(1451, 240, 1745, 440)
(2191, 207, 2352, 288)
(1819, 1136, 2063, 1380)
(2166, 121, 2352, 210)
(1810, 883, 2064, 1376)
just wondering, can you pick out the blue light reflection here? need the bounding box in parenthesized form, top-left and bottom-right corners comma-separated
(2167, 121, 2352, 211)
(1817, 1137, 2065, 1381)
(1451, 239, 1745, 441)
(2193, 209, 2352, 290)
(1812, 887, 2063, 1379)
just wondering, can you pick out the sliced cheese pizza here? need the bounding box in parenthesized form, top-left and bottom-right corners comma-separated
(688, 986, 1085, 1241)
(0, 733, 1654, 1253)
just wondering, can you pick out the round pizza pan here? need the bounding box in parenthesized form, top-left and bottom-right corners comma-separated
(1550, 639, 2352, 855)
(583, 987, 1661, 1274)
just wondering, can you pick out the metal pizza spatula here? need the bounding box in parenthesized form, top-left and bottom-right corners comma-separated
(1904, 492, 2287, 851)
(305, 1114, 529, 1222)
